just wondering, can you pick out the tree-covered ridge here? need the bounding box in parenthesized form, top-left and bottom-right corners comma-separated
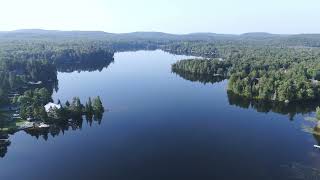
(161, 42, 221, 58)
(2, 30, 320, 47)
(0, 40, 114, 63)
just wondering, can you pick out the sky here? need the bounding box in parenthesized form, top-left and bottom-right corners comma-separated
(0, 0, 319, 34)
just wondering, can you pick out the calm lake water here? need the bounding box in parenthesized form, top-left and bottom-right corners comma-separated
(1, 50, 320, 179)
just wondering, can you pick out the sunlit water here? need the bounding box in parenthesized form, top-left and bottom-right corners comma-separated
(1, 50, 320, 180)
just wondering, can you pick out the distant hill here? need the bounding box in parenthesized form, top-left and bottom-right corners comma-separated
(1, 29, 320, 47)
(0, 29, 236, 41)
(0, 29, 318, 38)
(241, 32, 278, 36)
(0, 29, 116, 40)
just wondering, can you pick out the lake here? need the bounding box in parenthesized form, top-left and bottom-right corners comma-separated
(1, 50, 320, 179)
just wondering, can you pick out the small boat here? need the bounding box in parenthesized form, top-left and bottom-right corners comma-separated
(38, 123, 50, 128)
(314, 145, 320, 149)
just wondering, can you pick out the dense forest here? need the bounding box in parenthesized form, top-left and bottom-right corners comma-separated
(0, 60, 58, 105)
(172, 59, 231, 77)
(0, 40, 114, 63)
(172, 46, 320, 102)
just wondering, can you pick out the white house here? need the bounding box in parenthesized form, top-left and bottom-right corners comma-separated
(44, 102, 61, 113)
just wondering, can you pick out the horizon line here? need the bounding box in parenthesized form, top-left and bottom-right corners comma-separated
(1, 28, 320, 36)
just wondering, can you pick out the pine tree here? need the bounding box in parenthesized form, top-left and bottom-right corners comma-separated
(65, 100, 70, 107)
(39, 106, 48, 121)
(87, 97, 93, 113)
(93, 96, 104, 113)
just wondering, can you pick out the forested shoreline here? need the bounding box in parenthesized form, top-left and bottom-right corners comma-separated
(171, 46, 320, 102)
(0, 40, 115, 106)
(0, 38, 111, 137)
(2, 30, 320, 105)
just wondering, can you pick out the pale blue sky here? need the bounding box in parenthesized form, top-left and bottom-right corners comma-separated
(0, 0, 319, 34)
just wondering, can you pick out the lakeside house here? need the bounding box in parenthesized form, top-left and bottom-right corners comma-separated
(44, 103, 61, 113)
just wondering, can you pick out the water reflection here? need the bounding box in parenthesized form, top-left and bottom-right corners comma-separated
(0, 113, 104, 158)
(25, 114, 103, 140)
(227, 91, 320, 120)
(313, 128, 320, 145)
(172, 70, 226, 84)
(56, 57, 114, 73)
(0, 133, 10, 158)
(173, 71, 320, 120)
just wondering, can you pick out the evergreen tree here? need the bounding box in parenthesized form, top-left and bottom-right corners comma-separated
(92, 96, 104, 114)
(65, 100, 70, 107)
